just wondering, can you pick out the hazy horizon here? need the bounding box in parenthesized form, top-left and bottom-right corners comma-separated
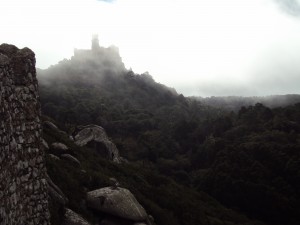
(2, 0, 300, 97)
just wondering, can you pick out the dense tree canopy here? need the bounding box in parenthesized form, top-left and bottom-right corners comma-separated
(39, 50, 300, 225)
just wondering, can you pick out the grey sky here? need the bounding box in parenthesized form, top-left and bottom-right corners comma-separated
(1, 0, 300, 97)
(97, 0, 116, 3)
(273, 0, 300, 16)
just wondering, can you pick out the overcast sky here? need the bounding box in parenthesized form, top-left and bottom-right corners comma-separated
(1, 0, 300, 97)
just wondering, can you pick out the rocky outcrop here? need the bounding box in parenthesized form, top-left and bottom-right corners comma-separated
(61, 154, 81, 166)
(42, 138, 49, 150)
(74, 125, 120, 163)
(0, 44, 50, 224)
(87, 187, 147, 222)
(49, 153, 60, 160)
(51, 142, 69, 152)
(44, 120, 68, 136)
(63, 208, 91, 225)
(44, 120, 59, 130)
(99, 217, 124, 225)
(46, 174, 68, 206)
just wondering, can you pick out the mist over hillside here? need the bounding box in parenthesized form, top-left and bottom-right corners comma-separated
(38, 35, 126, 85)
(38, 53, 182, 130)
(194, 94, 300, 111)
(38, 38, 300, 225)
(38, 35, 300, 112)
(3, 0, 300, 224)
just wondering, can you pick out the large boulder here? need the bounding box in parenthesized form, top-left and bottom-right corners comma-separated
(51, 142, 69, 153)
(48, 154, 60, 161)
(100, 218, 148, 225)
(99, 217, 123, 225)
(46, 174, 68, 206)
(44, 120, 68, 136)
(63, 208, 91, 225)
(61, 154, 81, 166)
(44, 121, 59, 130)
(74, 125, 120, 163)
(41, 138, 49, 150)
(87, 187, 147, 222)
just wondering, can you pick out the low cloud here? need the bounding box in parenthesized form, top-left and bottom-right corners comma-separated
(97, 0, 116, 3)
(273, 0, 300, 17)
(2, 0, 300, 97)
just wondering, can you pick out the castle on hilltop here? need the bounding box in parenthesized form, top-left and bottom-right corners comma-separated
(91, 34, 100, 51)
(72, 35, 126, 73)
(73, 34, 119, 56)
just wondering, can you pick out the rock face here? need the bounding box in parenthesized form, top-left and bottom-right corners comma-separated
(63, 208, 91, 225)
(51, 142, 69, 152)
(46, 173, 68, 206)
(61, 154, 81, 166)
(87, 187, 147, 222)
(0, 44, 50, 224)
(74, 125, 120, 163)
(44, 120, 68, 136)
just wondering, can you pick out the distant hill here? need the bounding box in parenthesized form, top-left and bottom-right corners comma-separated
(39, 39, 249, 225)
(38, 40, 183, 127)
(38, 38, 300, 225)
(193, 95, 300, 111)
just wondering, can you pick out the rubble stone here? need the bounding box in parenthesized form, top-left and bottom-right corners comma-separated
(0, 44, 50, 224)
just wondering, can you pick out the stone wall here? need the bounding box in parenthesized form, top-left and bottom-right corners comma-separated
(0, 44, 50, 224)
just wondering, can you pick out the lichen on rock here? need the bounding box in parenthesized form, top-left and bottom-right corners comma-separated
(74, 124, 121, 163)
(87, 187, 148, 222)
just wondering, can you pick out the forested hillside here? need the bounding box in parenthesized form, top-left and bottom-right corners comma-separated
(194, 95, 300, 111)
(38, 43, 300, 225)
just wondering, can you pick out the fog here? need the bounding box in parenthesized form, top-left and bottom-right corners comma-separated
(1, 0, 300, 97)
(273, 0, 300, 16)
(38, 39, 127, 88)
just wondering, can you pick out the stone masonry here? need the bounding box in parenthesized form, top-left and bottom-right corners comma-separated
(0, 44, 50, 224)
